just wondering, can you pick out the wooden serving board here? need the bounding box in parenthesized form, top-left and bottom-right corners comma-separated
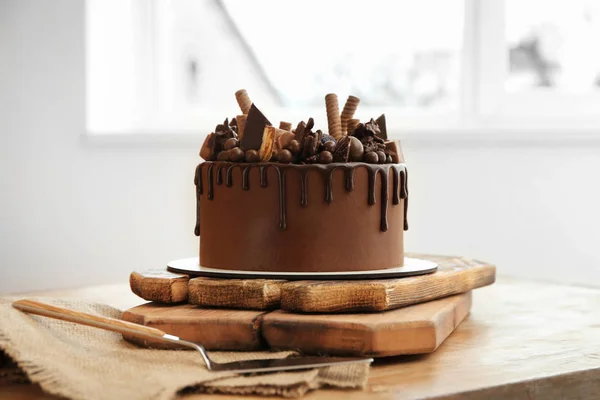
(122, 303, 266, 351)
(121, 292, 472, 357)
(129, 254, 494, 312)
(281, 255, 494, 312)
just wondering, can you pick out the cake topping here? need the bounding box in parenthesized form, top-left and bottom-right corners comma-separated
(240, 104, 272, 151)
(325, 93, 343, 140)
(200, 89, 404, 165)
(235, 89, 252, 115)
(340, 95, 360, 135)
(375, 114, 388, 140)
(279, 121, 292, 131)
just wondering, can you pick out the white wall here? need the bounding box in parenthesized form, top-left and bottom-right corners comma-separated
(1, 0, 599, 293)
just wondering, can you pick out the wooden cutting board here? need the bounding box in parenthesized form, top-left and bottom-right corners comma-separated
(122, 303, 266, 351)
(121, 292, 472, 357)
(129, 254, 494, 312)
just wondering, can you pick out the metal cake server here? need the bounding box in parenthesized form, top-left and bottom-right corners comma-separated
(12, 299, 373, 374)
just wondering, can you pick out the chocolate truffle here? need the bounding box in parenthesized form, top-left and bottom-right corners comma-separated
(348, 136, 364, 161)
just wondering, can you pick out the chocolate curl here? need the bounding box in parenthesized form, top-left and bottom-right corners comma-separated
(279, 121, 292, 131)
(236, 114, 247, 141)
(340, 95, 360, 135)
(325, 93, 342, 140)
(235, 89, 252, 114)
(347, 118, 360, 135)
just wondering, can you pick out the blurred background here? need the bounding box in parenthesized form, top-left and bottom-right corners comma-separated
(1, 0, 600, 293)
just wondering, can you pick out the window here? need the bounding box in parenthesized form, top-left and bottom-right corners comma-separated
(86, 0, 600, 137)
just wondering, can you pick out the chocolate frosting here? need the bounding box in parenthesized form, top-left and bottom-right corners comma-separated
(195, 162, 408, 272)
(195, 162, 408, 234)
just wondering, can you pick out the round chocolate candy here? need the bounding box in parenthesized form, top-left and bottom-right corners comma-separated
(277, 149, 293, 164)
(376, 151, 386, 164)
(224, 138, 239, 150)
(245, 149, 260, 163)
(348, 136, 364, 162)
(322, 140, 336, 153)
(386, 154, 393, 164)
(229, 147, 244, 162)
(288, 140, 301, 155)
(364, 151, 378, 164)
(318, 150, 333, 164)
(217, 151, 230, 161)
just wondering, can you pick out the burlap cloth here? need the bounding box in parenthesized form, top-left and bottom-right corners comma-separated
(0, 297, 369, 399)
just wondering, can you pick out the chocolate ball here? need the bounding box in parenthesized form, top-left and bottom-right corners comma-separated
(376, 151, 386, 164)
(364, 151, 378, 164)
(277, 149, 293, 164)
(245, 149, 260, 163)
(224, 138, 238, 150)
(322, 140, 336, 153)
(386, 154, 393, 164)
(348, 136, 364, 161)
(318, 151, 333, 164)
(229, 147, 244, 162)
(217, 151, 229, 161)
(288, 140, 301, 155)
(272, 149, 279, 161)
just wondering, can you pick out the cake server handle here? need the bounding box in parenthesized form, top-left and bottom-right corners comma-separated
(12, 299, 168, 341)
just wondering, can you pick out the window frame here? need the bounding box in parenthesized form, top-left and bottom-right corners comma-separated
(85, 0, 600, 145)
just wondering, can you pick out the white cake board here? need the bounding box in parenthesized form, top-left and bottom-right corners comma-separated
(166, 257, 437, 280)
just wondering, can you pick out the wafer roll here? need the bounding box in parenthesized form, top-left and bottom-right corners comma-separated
(236, 114, 247, 141)
(279, 121, 292, 131)
(340, 95, 360, 135)
(347, 118, 360, 135)
(235, 89, 252, 114)
(325, 93, 342, 139)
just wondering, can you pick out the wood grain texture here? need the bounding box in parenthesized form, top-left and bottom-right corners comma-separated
(12, 299, 167, 337)
(263, 292, 471, 357)
(129, 269, 189, 304)
(9, 278, 600, 400)
(188, 277, 283, 310)
(121, 303, 266, 351)
(281, 254, 495, 312)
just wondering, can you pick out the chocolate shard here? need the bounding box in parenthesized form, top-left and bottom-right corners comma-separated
(294, 121, 307, 144)
(332, 136, 351, 162)
(240, 104, 271, 151)
(301, 135, 319, 160)
(375, 114, 387, 140)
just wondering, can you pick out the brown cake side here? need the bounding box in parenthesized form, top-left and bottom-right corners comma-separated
(195, 161, 408, 273)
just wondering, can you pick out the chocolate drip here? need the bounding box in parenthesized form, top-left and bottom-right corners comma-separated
(300, 170, 309, 207)
(216, 165, 224, 185)
(345, 168, 355, 191)
(276, 167, 287, 230)
(399, 170, 407, 199)
(207, 163, 215, 200)
(325, 168, 335, 204)
(226, 165, 235, 187)
(197, 164, 204, 195)
(194, 165, 202, 236)
(259, 165, 268, 188)
(403, 169, 409, 231)
(197, 162, 408, 232)
(380, 169, 389, 231)
(392, 166, 400, 205)
(242, 167, 250, 190)
(367, 168, 376, 205)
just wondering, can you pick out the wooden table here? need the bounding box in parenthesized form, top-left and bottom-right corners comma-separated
(2, 278, 600, 399)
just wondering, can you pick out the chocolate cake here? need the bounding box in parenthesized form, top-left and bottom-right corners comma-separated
(195, 90, 408, 273)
